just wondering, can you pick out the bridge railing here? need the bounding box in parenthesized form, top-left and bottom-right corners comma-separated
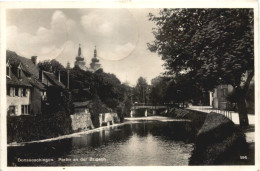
(188, 106, 233, 121)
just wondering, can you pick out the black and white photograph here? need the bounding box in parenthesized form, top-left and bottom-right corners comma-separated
(0, 1, 258, 170)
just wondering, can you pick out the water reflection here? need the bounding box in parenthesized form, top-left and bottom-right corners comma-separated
(8, 121, 193, 166)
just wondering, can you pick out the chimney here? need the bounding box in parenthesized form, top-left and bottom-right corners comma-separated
(31, 56, 37, 65)
(39, 70, 42, 81)
(58, 70, 61, 82)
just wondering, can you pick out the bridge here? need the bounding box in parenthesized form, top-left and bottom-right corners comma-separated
(130, 104, 168, 117)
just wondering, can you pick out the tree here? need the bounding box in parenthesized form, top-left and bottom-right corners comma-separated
(133, 77, 149, 104)
(38, 59, 65, 73)
(94, 71, 125, 109)
(148, 9, 254, 126)
(150, 76, 170, 105)
(149, 74, 206, 106)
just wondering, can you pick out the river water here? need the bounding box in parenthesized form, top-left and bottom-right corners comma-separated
(8, 119, 194, 166)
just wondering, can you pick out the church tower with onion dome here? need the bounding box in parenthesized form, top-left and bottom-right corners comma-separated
(89, 46, 102, 72)
(74, 44, 88, 71)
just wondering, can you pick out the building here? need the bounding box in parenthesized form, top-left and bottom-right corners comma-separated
(89, 46, 102, 72)
(211, 84, 233, 110)
(74, 44, 88, 71)
(6, 50, 45, 116)
(6, 50, 66, 116)
(74, 44, 102, 72)
(211, 71, 254, 112)
(40, 70, 66, 89)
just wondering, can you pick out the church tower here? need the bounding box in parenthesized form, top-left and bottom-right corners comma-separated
(74, 44, 87, 71)
(90, 46, 102, 72)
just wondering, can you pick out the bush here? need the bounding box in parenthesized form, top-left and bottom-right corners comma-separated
(160, 107, 189, 119)
(87, 96, 110, 128)
(7, 111, 73, 143)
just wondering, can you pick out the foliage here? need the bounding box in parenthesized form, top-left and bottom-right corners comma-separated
(133, 77, 150, 104)
(149, 74, 207, 105)
(39, 60, 129, 110)
(7, 111, 73, 143)
(38, 59, 65, 73)
(150, 76, 169, 104)
(94, 71, 125, 109)
(148, 9, 254, 126)
(148, 9, 253, 88)
(87, 95, 110, 128)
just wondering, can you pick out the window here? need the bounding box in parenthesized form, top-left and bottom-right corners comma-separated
(9, 87, 14, 97)
(23, 88, 27, 97)
(21, 105, 30, 115)
(18, 69, 21, 79)
(223, 88, 227, 96)
(6, 66, 10, 76)
(9, 105, 17, 116)
(41, 91, 47, 101)
(11, 87, 15, 97)
(15, 87, 19, 96)
(7, 87, 10, 96)
(28, 105, 30, 114)
(21, 105, 25, 115)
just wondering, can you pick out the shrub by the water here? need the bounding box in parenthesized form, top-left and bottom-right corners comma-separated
(7, 111, 73, 143)
(87, 96, 111, 128)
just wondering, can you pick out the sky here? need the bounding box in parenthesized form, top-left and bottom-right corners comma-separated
(6, 9, 165, 86)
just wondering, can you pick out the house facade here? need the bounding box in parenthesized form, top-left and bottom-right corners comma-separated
(211, 84, 233, 110)
(6, 61, 32, 116)
(211, 71, 254, 112)
(6, 50, 65, 116)
(6, 50, 45, 116)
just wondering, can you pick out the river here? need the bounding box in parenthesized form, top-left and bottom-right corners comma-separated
(8, 118, 194, 166)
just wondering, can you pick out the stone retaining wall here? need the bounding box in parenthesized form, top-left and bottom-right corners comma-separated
(99, 113, 120, 126)
(70, 112, 94, 131)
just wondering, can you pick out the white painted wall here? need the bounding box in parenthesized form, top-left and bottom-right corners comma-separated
(7, 87, 31, 116)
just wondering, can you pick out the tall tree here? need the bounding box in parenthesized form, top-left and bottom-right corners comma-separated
(133, 77, 149, 104)
(38, 59, 65, 73)
(150, 76, 170, 105)
(148, 9, 254, 126)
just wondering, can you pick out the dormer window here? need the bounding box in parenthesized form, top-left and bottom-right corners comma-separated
(17, 63, 22, 79)
(6, 61, 10, 77)
(7, 66, 10, 76)
(18, 69, 21, 79)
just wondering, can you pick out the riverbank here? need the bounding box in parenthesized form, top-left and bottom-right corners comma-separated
(188, 106, 255, 144)
(8, 116, 183, 147)
(188, 106, 255, 165)
(8, 118, 194, 166)
(8, 122, 127, 147)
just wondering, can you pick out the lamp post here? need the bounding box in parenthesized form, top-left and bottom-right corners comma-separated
(66, 62, 71, 89)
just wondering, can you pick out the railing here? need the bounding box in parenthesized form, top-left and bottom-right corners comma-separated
(188, 106, 233, 121)
(131, 105, 167, 110)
